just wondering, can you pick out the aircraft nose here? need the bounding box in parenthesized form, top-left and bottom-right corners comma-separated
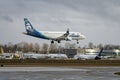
(81, 35, 86, 39)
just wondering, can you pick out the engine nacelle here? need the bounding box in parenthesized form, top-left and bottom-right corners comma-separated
(65, 37, 72, 41)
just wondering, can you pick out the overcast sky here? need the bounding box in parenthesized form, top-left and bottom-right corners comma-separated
(0, 0, 120, 46)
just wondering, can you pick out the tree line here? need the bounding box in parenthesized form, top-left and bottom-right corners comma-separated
(0, 42, 59, 53)
(0, 42, 120, 53)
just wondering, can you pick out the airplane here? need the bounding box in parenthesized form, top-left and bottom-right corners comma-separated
(23, 53, 46, 59)
(74, 48, 104, 60)
(47, 54, 68, 59)
(23, 18, 85, 44)
(23, 53, 68, 59)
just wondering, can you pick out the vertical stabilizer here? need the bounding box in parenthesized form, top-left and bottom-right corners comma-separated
(0, 47, 4, 55)
(24, 18, 34, 34)
(95, 48, 103, 60)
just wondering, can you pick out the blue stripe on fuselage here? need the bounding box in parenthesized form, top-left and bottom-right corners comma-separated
(27, 29, 49, 40)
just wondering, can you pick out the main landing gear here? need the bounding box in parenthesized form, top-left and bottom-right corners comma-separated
(51, 40, 61, 44)
(77, 40, 79, 44)
(51, 40, 54, 44)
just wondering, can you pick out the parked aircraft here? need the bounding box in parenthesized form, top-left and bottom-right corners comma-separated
(23, 53, 68, 59)
(0, 47, 4, 59)
(74, 48, 103, 60)
(23, 53, 46, 59)
(23, 18, 85, 44)
(0, 47, 4, 55)
(0, 47, 20, 59)
(47, 54, 68, 59)
(0, 48, 12, 59)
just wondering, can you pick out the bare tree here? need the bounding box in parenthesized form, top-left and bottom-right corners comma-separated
(88, 42, 94, 49)
(49, 43, 58, 53)
(65, 43, 76, 49)
(42, 43, 49, 54)
(34, 43, 40, 53)
(65, 43, 70, 49)
(29, 43, 33, 52)
(97, 43, 103, 49)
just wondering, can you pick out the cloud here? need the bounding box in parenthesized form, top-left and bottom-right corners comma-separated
(1, 15, 13, 23)
(0, 0, 120, 45)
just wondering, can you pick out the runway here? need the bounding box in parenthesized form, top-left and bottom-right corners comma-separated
(0, 67, 120, 80)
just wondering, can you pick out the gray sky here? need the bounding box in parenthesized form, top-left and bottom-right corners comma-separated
(0, 0, 120, 46)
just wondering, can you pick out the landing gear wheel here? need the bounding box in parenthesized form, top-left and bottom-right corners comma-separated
(51, 40, 54, 44)
(58, 40, 61, 43)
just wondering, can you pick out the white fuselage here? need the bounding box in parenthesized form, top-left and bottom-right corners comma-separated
(41, 31, 85, 40)
(24, 18, 85, 43)
(74, 54, 97, 60)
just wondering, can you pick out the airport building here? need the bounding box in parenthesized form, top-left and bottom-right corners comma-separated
(63, 49, 77, 58)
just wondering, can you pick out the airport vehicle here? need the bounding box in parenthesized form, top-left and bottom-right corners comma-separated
(23, 18, 85, 44)
(74, 48, 103, 60)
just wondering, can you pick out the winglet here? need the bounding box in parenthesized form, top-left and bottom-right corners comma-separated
(64, 28, 69, 37)
(66, 28, 69, 34)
